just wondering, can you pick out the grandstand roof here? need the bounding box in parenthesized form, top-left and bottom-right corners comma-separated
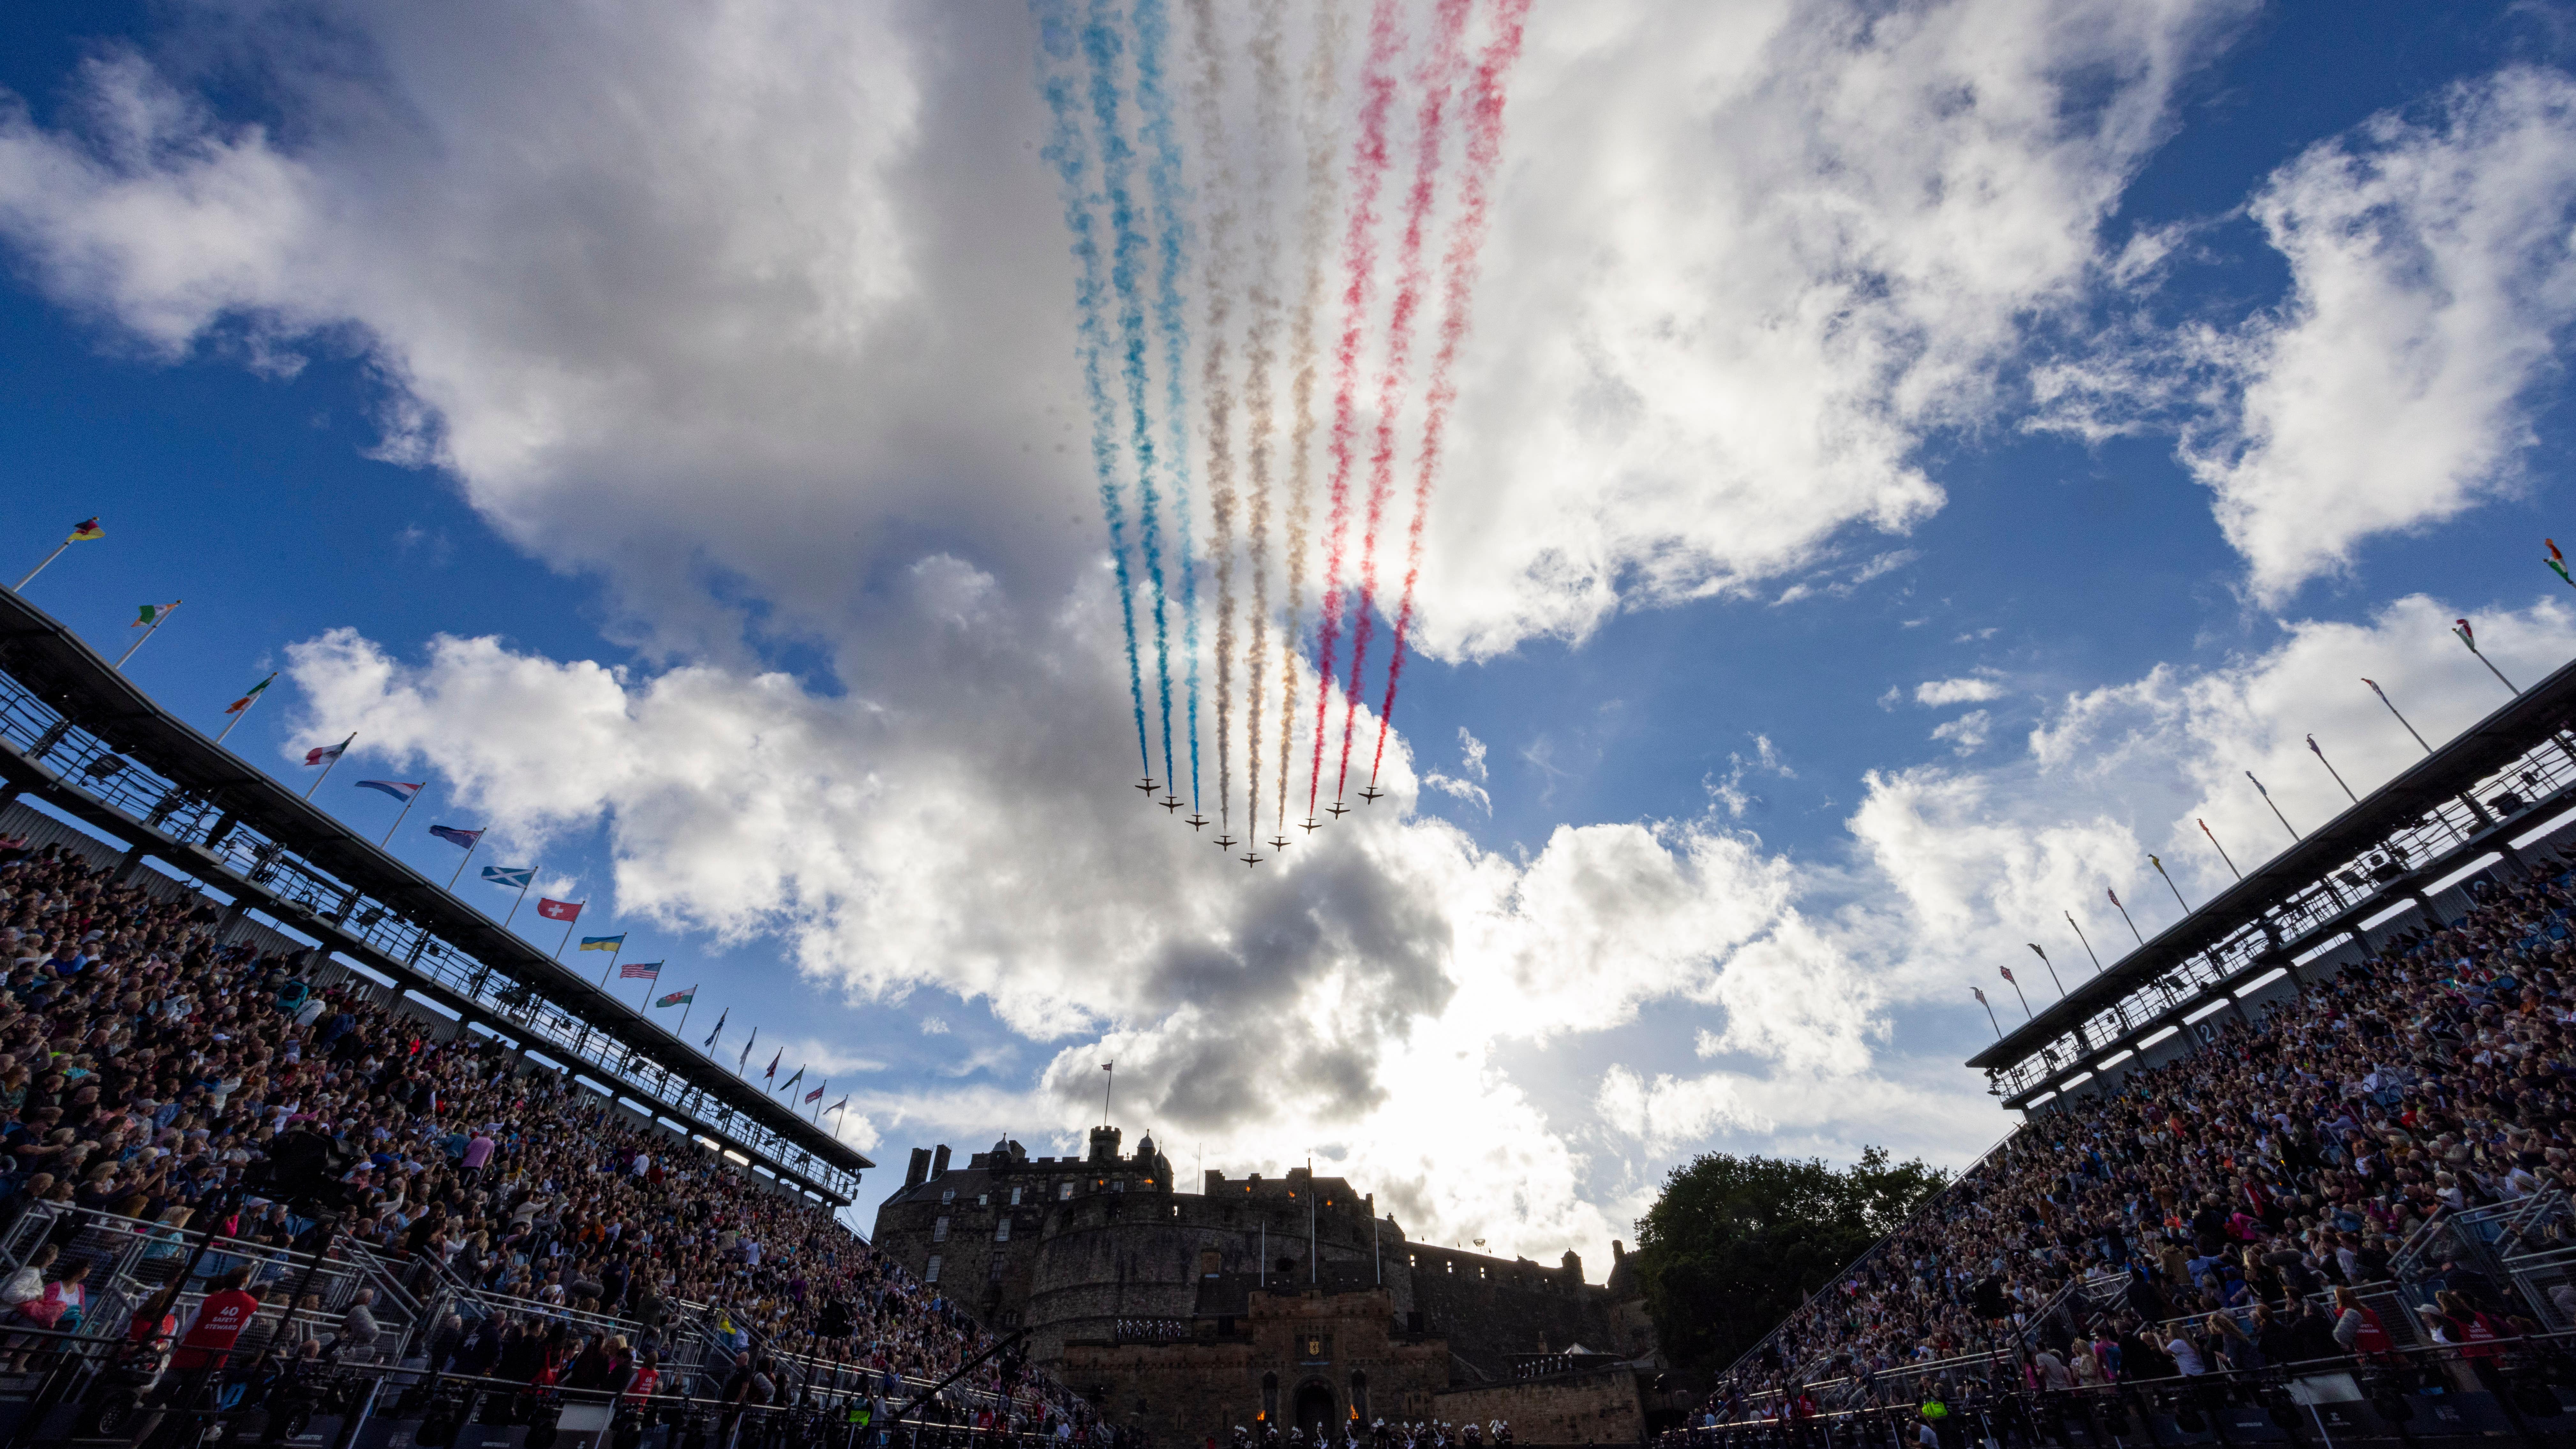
(0, 585, 870, 1198)
(1969, 649, 2576, 1080)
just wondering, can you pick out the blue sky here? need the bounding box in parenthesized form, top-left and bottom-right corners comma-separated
(4, 0, 2576, 1255)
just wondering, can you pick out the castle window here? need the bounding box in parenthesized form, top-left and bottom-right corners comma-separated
(977, 1194, 988, 1206)
(1262, 1374, 1279, 1423)
(1199, 1250, 1223, 1278)
(1010, 1187, 1023, 1206)
(933, 1217, 950, 1243)
(989, 1255, 1006, 1281)
(941, 1190, 955, 1204)
(995, 1218, 1011, 1243)
(1060, 1182, 1075, 1201)
(1350, 1371, 1370, 1423)
(925, 1255, 943, 1284)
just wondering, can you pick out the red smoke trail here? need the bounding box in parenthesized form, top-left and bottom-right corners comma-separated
(1370, 0, 1530, 786)
(1306, 0, 1404, 819)
(1336, 0, 1471, 804)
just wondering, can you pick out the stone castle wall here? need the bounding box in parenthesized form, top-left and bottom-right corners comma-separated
(1435, 1370, 1648, 1445)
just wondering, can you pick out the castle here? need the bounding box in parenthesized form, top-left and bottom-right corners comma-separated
(871, 1127, 1659, 1442)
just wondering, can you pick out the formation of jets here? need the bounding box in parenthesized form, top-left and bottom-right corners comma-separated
(1138, 774, 1391, 868)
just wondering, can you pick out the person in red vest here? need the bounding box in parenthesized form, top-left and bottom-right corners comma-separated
(172, 1267, 261, 1372)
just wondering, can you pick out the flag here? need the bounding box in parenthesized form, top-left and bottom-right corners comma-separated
(806, 1081, 827, 1104)
(429, 826, 483, 851)
(579, 935, 626, 952)
(1972, 986, 1988, 1005)
(621, 961, 662, 980)
(224, 674, 277, 715)
(2455, 617, 2476, 648)
(2244, 771, 2268, 797)
(656, 985, 696, 1008)
(737, 1027, 757, 1072)
(828, 1097, 847, 1114)
(703, 1008, 727, 1048)
(2305, 734, 2323, 757)
(132, 601, 180, 627)
(1999, 965, 2016, 983)
(765, 1049, 781, 1080)
(481, 866, 536, 889)
(304, 733, 354, 768)
(780, 1065, 805, 1092)
(2107, 887, 2123, 907)
(356, 779, 422, 802)
(65, 518, 102, 543)
(536, 898, 581, 922)
(2552, 539, 2572, 586)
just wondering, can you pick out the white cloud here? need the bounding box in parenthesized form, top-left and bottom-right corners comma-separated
(1914, 676, 2007, 706)
(1422, 728, 1494, 814)
(1930, 708, 1991, 754)
(0, 0, 2252, 667)
(2037, 67, 2576, 600)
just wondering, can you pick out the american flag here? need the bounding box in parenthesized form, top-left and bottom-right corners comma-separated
(621, 961, 662, 980)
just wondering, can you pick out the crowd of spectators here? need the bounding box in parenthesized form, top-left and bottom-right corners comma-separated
(0, 834, 1092, 1430)
(1729, 845, 2576, 1402)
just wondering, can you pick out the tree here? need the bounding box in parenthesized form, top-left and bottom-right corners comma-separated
(1632, 1146, 1947, 1381)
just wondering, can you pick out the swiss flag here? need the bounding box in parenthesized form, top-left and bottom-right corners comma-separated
(536, 898, 582, 922)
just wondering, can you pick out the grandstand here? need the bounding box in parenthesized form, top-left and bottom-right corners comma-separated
(0, 586, 1096, 1446)
(1678, 656, 2576, 1446)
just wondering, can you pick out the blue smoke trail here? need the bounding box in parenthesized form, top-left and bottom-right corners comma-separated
(1083, 0, 1176, 796)
(1132, 0, 1203, 814)
(1031, 0, 1148, 779)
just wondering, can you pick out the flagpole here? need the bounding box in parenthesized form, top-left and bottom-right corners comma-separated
(1974, 990, 2000, 1039)
(599, 936, 622, 987)
(446, 835, 481, 890)
(555, 904, 584, 960)
(379, 790, 419, 847)
(2246, 770, 2298, 842)
(812, 1080, 826, 1124)
(2362, 678, 2433, 753)
(2148, 854, 2189, 914)
(2065, 912, 2101, 972)
(2002, 971, 2030, 1019)
(214, 674, 277, 745)
(2197, 818, 2240, 879)
(13, 541, 71, 593)
(675, 990, 695, 1039)
(502, 869, 536, 929)
(2108, 889, 2143, 944)
(2454, 622, 2520, 695)
(2304, 736, 2357, 803)
(305, 732, 355, 800)
(2025, 944, 2063, 996)
(114, 602, 181, 671)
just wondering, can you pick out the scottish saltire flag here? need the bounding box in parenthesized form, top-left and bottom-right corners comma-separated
(621, 961, 662, 980)
(703, 1007, 727, 1048)
(656, 986, 695, 1008)
(356, 780, 421, 803)
(429, 825, 482, 851)
(579, 934, 625, 951)
(481, 866, 536, 889)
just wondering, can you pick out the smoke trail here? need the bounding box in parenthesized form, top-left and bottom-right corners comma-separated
(1335, 0, 1470, 804)
(1082, 0, 1177, 798)
(1243, 0, 1288, 847)
(1307, 0, 1404, 818)
(1133, 0, 1203, 814)
(1371, 0, 1531, 784)
(1186, 0, 1239, 836)
(1279, 0, 1345, 832)
(1031, 0, 1150, 781)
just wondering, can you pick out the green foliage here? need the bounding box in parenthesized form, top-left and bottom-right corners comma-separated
(1632, 1146, 1949, 1380)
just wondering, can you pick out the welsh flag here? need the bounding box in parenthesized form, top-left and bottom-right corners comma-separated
(655, 986, 696, 1008)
